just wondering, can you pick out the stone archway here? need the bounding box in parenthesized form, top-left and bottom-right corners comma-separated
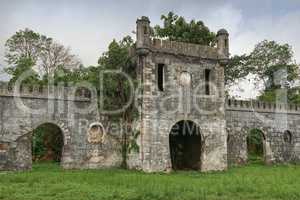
(31, 123, 64, 163)
(283, 130, 293, 162)
(16, 121, 71, 169)
(247, 128, 266, 164)
(169, 120, 202, 170)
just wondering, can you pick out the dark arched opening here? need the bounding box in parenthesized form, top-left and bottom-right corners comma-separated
(283, 130, 293, 161)
(283, 130, 292, 144)
(247, 128, 266, 164)
(32, 123, 64, 163)
(169, 120, 202, 170)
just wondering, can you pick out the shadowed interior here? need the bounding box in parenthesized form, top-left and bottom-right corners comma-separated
(169, 120, 202, 170)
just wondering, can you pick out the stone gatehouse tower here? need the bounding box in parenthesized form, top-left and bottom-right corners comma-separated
(128, 17, 230, 172)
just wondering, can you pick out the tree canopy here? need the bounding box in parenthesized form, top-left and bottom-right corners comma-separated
(4, 57, 40, 86)
(226, 40, 298, 88)
(248, 40, 297, 89)
(97, 36, 137, 116)
(5, 28, 80, 79)
(154, 12, 216, 46)
(226, 40, 299, 103)
(5, 28, 42, 65)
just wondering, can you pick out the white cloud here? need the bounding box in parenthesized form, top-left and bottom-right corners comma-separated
(205, 4, 243, 36)
(232, 11, 300, 60)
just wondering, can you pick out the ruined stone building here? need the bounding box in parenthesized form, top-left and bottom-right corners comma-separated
(0, 17, 299, 172)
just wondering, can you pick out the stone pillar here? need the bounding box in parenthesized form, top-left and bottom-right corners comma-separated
(217, 29, 229, 59)
(136, 16, 151, 52)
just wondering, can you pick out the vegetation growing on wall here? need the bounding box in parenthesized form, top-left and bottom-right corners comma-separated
(3, 12, 300, 168)
(32, 123, 63, 162)
(247, 129, 265, 164)
(154, 12, 216, 47)
(152, 12, 299, 104)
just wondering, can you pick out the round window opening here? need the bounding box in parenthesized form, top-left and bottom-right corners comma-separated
(87, 122, 105, 144)
(283, 130, 292, 144)
(179, 71, 192, 86)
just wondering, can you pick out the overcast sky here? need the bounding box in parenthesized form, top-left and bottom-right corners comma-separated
(0, 0, 300, 97)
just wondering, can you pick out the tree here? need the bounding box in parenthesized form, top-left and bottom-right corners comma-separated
(226, 40, 297, 88)
(96, 36, 137, 167)
(248, 41, 298, 103)
(97, 36, 137, 116)
(39, 40, 80, 76)
(248, 40, 298, 90)
(154, 12, 216, 46)
(5, 28, 81, 80)
(247, 128, 265, 163)
(258, 86, 300, 104)
(5, 28, 42, 65)
(226, 40, 298, 102)
(225, 54, 251, 86)
(4, 57, 40, 86)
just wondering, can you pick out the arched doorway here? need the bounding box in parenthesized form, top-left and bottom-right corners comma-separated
(169, 120, 202, 170)
(283, 130, 293, 161)
(31, 123, 64, 163)
(247, 128, 266, 164)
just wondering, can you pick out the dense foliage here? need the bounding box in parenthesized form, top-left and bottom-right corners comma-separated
(5, 28, 41, 65)
(227, 40, 299, 103)
(226, 40, 298, 88)
(154, 12, 216, 46)
(225, 54, 250, 86)
(247, 129, 265, 162)
(249, 40, 298, 90)
(5, 58, 40, 86)
(154, 13, 299, 104)
(97, 36, 138, 167)
(5, 28, 80, 78)
(32, 124, 63, 162)
(97, 36, 137, 117)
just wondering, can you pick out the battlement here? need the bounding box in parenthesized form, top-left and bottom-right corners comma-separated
(0, 83, 91, 101)
(136, 16, 228, 61)
(149, 38, 219, 59)
(226, 99, 300, 114)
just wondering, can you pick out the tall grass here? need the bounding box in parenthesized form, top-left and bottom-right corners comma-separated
(0, 163, 300, 200)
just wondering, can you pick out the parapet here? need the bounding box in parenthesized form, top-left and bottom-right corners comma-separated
(226, 99, 300, 114)
(135, 16, 228, 61)
(150, 38, 219, 59)
(0, 83, 91, 101)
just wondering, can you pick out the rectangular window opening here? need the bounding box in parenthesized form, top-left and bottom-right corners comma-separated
(225, 39, 228, 49)
(205, 69, 210, 95)
(157, 64, 164, 91)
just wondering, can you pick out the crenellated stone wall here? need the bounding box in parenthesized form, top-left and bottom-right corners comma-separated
(0, 83, 91, 100)
(0, 84, 123, 171)
(150, 38, 219, 59)
(225, 99, 300, 166)
(226, 99, 300, 114)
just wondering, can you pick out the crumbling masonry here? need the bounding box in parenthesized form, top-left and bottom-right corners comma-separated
(1, 17, 300, 172)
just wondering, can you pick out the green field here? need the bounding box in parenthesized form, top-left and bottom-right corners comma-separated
(0, 163, 300, 200)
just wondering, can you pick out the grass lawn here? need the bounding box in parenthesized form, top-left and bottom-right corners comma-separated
(0, 163, 300, 200)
